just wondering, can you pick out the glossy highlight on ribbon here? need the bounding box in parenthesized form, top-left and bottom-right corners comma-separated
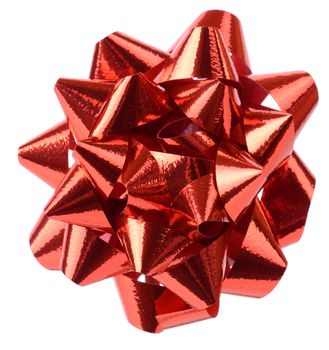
(18, 10, 318, 333)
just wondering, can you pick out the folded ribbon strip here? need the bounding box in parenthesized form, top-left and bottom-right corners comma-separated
(18, 10, 318, 333)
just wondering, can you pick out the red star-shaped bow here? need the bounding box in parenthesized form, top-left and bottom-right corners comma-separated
(18, 10, 317, 332)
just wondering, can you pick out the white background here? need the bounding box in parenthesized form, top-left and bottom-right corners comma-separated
(1, 0, 328, 349)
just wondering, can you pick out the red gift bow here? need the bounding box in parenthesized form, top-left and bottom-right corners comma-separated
(18, 10, 317, 333)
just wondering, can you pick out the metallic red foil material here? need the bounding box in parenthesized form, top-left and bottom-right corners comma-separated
(18, 10, 318, 333)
